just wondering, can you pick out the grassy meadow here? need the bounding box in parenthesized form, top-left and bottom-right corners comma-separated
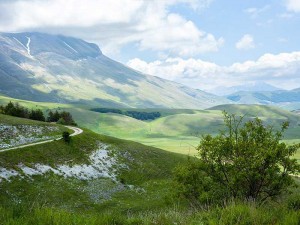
(0, 97, 300, 224)
(0, 115, 299, 224)
(67, 105, 300, 156)
(1, 95, 300, 157)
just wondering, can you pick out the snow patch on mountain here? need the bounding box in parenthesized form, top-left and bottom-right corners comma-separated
(26, 37, 31, 56)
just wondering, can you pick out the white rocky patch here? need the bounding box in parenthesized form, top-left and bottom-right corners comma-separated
(0, 124, 60, 149)
(0, 168, 19, 182)
(0, 144, 122, 182)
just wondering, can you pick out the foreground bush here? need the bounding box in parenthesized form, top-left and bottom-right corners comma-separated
(175, 112, 300, 205)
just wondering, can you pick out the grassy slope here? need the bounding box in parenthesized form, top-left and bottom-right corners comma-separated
(0, 119, 299, 224)
(0, 95, 74, 110)
(0, 114, 187, 213)
(0, 104, 300, 224)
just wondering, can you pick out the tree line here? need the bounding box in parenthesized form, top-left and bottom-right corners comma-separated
(0, 102, 45, 121)
(0, 101, 76, 125)
(91, 108, 161, 121)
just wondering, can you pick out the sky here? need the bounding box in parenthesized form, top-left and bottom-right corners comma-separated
(0, 0, 299, 92)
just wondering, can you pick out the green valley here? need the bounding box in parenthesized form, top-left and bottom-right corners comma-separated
(0, 108, 300, 224)
(1, 95, 300, 160)
(0, 27, 299, 224)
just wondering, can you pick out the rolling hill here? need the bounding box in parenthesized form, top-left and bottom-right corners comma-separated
(0, 32, 229, 109)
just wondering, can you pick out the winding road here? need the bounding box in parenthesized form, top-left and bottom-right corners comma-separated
(0, 126, 83, 153)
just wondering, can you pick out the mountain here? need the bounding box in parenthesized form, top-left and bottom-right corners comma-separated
(0, 32, 229, 109)
(226, 88, 300, 109)
(210, 81, 282, 96)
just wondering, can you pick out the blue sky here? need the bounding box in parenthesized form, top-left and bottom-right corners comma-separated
(121, 0, 300, 65)
(0, 0, 299, 91)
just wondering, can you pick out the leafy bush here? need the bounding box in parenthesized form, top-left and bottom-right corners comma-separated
(175, 112, 300, 204)
(287, 194, 300, 211)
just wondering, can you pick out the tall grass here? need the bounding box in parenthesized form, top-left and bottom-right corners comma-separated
(1, 200, 299, 225)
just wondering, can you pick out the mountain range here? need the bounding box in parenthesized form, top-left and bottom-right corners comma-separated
(211, 82, 282, 96)
(0, 32, 229, 109)
(226, 88, 300, 109)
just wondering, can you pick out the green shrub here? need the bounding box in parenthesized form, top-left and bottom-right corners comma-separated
(287, 194, 300, 210)
(175, 112, 300, 204)
(62, 131, 71, 143)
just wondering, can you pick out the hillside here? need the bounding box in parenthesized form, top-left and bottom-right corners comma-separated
(0, 110, 299, 224)
(0, 114, 187, 218)
(0, 32, 229, 109)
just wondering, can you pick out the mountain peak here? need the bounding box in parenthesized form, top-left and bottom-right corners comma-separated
(1, 32, 102, 60)
(0, 31, 230, 108)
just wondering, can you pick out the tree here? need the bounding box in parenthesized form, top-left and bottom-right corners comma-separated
(47, 110, 54, 122)
(60, 111, 76, 125)
(175, 112, 300, 204)
(29, 109, 45, 122)
(62, 131, 71, 143)
(4, 101, 15, 115)
(47, 110, 76, 125)
(57, 118, 66, 125)
(53, 110, 60, 122)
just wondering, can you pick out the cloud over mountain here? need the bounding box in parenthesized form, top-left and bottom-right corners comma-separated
(127, 52, 300, 91)
(0, 0, 222, 57)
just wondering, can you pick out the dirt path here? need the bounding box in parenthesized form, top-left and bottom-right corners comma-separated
(0, 126, 83, 153)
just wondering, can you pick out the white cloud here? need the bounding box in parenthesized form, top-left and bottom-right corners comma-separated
(128, 57, 221, 81)
(0, 0, 222, 57)
(285, 0, 300, 12)
(235, 34, 255, 50)
(244, 5, 269, 18)
(127, 52, 300, 90)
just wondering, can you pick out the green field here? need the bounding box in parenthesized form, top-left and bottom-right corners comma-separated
(1, 95, 300, 158)
(66, 105, 300, 156)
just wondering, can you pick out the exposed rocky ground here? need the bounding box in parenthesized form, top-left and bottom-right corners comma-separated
(0, 124, 60, 149)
